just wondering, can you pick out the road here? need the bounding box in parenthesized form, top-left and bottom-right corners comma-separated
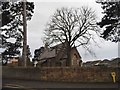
(2, 79, 120, 90)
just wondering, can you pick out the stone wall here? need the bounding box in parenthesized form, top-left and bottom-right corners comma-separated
(2, 66, 120, 83)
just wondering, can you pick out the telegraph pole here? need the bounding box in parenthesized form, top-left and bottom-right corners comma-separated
(23, 0, 27, 67)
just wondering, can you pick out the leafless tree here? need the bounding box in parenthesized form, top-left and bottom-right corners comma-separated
(43, 6, 99, 66)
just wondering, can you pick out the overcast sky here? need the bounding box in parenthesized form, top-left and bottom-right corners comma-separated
(25, 0, 118, 62)
(1, 0, 118, 62)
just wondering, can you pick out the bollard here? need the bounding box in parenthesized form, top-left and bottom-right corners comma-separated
(111, 72, 116, 83)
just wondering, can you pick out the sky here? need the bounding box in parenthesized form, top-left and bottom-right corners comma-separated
(25, 0, 118, 62)
(1, 0, 119, 62)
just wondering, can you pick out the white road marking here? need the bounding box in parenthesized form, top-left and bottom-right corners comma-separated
(3, 83, 36, 90)
(4, 83, 24, 88)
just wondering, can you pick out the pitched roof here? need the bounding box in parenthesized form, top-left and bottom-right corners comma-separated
(38, 42, 66, 60)
(38, 42, 81, 61)
(71, 47, 82, 59)
(39, 49, 56, 60)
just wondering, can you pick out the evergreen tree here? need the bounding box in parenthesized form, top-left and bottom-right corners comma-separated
(0, 1, 34, 64)
(97, 1, 120, 42)
(33, 47, 44, 61)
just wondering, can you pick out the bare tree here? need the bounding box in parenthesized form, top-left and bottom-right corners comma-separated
(44, 6, 99, 66)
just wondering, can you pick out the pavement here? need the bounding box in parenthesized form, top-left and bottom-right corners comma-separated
(2, 79, 120, 90)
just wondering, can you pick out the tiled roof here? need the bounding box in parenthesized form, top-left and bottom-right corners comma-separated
(39, 49, 56, 60)
(39, 43, 66, 60)
(38, 42, 81, 61)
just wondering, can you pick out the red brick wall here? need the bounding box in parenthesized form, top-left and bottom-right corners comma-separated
(71, 48, 82, 66)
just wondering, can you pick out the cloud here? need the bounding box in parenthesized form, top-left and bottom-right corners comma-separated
(1, 0, 117, 61)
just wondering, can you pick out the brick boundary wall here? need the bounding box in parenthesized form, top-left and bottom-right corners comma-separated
(2, 66, 120, 83)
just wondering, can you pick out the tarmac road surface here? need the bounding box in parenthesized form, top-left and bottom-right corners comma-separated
(2, 79, 120, 90)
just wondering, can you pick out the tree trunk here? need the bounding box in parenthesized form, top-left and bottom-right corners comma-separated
(66, 41, 71, 66)
(22, 0, 27, 67)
